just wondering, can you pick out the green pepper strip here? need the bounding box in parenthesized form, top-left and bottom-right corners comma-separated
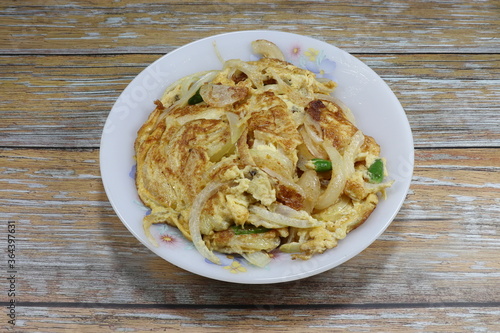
(368, 158, 384, 183)
(231, 225, 270, 235)
(187, 89, 203, 105)
(308, 158, 332, 172)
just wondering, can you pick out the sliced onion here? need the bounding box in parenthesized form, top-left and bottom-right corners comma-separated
(286, 226, 298, 244)
(296, 169, 321, 213)
(299, 127, 327, 159)
(188, 181, 227, 265)
(343, 130, 364, 177)
(279, 242, 301, 253)
(208, 112, 246, 162)
(155, 72, 218, 126)
(162, 71, 219, 110)
(237, 129, 255, 166)
(246, 214, 286, 229)
(303, 114, 324, 143)
(241, 251, 272, 267)
(223, 59, 263, 89)
(212, 40, 225, 64)
(316, 93, 357, 125)
(261, 167, 306, 198)
(208, 142, 236, 163)
(315, 142, 346, 211)
(249, 205, 323, 228)
(199, 84, 248, 107)
(227, 112, 242, 143)
(296, 144, 314, 172)
(273, 203, 308, 219)
(251, 40, 285, 61)
(267, 68, 293, 94)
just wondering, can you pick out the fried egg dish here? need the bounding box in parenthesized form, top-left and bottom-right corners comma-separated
(134, 40, 392, 267)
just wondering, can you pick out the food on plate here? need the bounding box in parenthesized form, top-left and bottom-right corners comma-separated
(134, 40, 393, 267)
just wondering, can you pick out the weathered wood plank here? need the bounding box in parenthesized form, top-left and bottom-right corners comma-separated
(4, 306, 500, 332)
(1, 148, 498, 304)
(1, 54, 499, 147)
(1, 0, 499, 54)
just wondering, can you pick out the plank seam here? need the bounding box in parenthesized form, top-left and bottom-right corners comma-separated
(0, 52, 499, 57)
(4, 302, 500, 310)
(2, 146, 500, 150)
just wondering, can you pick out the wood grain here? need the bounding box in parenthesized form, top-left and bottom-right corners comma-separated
(1, 148, 498, 305)
(1, 54, 499, 148)
(5, 306, 500, 332)
(1, 0, 499, 331)
(1, 0, 499, 54)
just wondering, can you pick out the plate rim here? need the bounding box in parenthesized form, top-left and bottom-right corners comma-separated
(99, 30, 414, 284)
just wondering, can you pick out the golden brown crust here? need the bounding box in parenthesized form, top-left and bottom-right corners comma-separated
(276, 184, 305, 211)
(305, 99, 325, 122)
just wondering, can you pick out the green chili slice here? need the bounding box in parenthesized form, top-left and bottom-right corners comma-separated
(307, 158, 332, 172)
(187, 89, 203, 105)
(368, 158, 384, 183)
(231, 225, 270, 235)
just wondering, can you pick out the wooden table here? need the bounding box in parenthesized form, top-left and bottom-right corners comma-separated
(1, 1, 499, 331)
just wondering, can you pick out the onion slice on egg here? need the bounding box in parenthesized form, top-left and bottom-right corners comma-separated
(261, 167, 306, 199)
(299, 127, 327, 159)
(316, 93, 357, 125)
(315, 142, 346, 211)
(242, 251, 272, 267)
(251, 39, 286, 61)
(188, 181, 227, 265)
(343, 130, 364, 177)
(249, 205, 323, 228)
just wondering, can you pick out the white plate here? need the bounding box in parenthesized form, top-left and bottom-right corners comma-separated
(100, 30, 414, 284)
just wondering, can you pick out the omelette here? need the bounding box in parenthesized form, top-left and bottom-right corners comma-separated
(134, 40, 392, 267)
